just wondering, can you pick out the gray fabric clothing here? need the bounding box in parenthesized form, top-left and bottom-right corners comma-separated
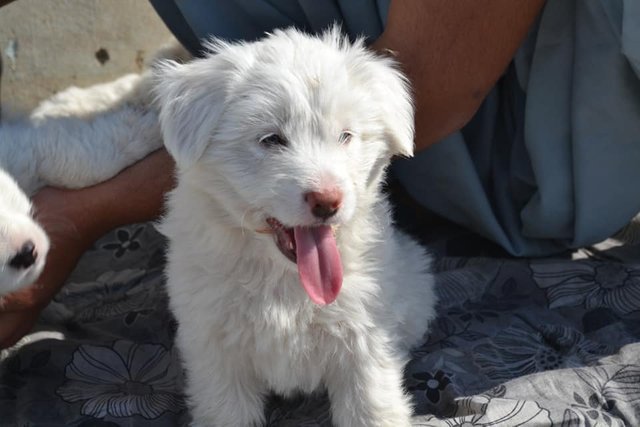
(396, 0, 640, 255)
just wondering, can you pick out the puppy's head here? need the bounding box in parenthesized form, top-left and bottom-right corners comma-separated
(155, 27, 414, 304)
(0, 170, 49, 296)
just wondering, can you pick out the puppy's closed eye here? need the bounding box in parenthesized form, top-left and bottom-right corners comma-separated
(338, 130, 354, 145)
(259, 133, 288, 148)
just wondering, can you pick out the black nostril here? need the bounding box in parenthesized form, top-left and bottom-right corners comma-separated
(9, 240, 37, 269)
(312, 204, 338, 220)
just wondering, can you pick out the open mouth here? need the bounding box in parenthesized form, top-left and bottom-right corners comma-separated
(266, 218, 297, 263)
(260, 217, 343, 305)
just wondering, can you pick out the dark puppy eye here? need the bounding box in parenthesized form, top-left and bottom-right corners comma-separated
(339, 130, 354, 145)
(259, 133, 287, 148)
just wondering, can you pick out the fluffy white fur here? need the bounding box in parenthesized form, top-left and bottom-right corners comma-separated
(0, 71, 163, 296)
(156, 28, 436, 427)
(0, 169, 49, 295)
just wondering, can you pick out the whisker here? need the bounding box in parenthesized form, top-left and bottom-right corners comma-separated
(239, 209, 250, 236)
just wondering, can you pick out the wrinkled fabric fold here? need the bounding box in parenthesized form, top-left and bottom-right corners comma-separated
(396, 0, 640, 256)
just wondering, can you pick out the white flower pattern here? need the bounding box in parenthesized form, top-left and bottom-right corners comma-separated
(531, 261, 640, 315)
(56, 341, 184, 419)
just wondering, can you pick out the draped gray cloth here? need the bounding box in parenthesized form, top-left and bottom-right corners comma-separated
(150, 0, 640, 256)
(395, 0, 640, 256)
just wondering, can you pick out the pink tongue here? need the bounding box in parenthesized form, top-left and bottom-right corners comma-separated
(294, 226, 343, 305)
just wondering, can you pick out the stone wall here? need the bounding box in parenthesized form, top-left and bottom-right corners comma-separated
(0, 0, 172, 118)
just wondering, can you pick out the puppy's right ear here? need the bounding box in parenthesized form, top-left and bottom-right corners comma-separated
(152, 56, 230, 169)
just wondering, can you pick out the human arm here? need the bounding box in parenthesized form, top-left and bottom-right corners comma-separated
(372, 0, 545, 151)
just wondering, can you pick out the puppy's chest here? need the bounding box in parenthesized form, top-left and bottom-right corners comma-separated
(190, 250, 377, 392)
(224, 274, 361, 393)
(253, 311, 332, 393)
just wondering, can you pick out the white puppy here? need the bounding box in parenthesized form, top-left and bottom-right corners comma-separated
(0, 169, 49, 295)
(0, 72, 163, 295)
(156, 28, 436, 427)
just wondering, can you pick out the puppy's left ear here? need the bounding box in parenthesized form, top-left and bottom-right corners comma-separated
(369, 56, 416, 158)
(152, 52, 234, 169)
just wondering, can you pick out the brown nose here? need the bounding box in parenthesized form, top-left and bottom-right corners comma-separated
(304, 189, 343, 220)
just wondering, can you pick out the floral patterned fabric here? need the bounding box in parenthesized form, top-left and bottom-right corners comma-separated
(1, 187, 639, 426)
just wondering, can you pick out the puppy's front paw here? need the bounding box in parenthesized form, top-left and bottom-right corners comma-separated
(330, 403, 413, 427)
(343, 399, 413, 427)
(327, 337, 414, 427)
(183, 355, 266, 426)
(327, 375, 414, 426)
(373, 406, 413, 427)
(190, 406, 265, 427)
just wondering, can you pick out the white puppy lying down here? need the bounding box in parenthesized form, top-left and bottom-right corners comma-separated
(156, 28, 437, 426)
(0, 72, 162, 296)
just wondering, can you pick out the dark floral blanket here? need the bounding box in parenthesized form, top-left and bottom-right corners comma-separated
(1, 190, 639, 426)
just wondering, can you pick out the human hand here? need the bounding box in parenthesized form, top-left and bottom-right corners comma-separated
(0, 149, 175, 349)
(0, 186, 96, 349)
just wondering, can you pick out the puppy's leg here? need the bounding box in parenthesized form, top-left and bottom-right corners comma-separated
(181, 341, 267, 427)
(326, 333, 413, 427)
(31, 105, 162, 192)
(24, 64, 166, 193)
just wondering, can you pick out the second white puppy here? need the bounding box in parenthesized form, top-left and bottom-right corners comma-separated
(156, 28, 436, 427)
(0, 73, 162, 295)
